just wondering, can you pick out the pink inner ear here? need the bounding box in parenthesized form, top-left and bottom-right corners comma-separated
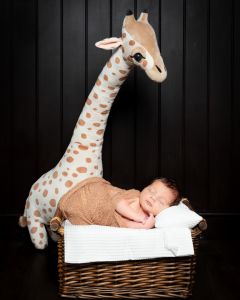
(95, 37, 122, 50)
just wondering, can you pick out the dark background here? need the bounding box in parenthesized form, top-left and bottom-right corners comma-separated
(1, 0, 240, 236)
(1, 1, 240, 299)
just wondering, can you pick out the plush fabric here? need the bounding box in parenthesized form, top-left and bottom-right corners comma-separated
(19, 10, 167, 249)
(155, 201, 203, 229)
(58, 176, 140, 227)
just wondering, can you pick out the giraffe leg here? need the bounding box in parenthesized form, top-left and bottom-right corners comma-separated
(27, 217, 48, 249)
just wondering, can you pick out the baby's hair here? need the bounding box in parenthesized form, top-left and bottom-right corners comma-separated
(150, 177, 182, 206)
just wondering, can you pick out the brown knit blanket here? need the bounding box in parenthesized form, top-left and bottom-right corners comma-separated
(58, 176, 140, 227)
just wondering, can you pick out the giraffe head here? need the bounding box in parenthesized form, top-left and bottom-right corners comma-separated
(95, 10, 167, 83)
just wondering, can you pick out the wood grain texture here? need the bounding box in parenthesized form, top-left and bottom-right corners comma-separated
(0, 0, 239, 215)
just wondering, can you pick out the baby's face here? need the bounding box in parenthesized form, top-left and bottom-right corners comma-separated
(139, 181, 175, 216)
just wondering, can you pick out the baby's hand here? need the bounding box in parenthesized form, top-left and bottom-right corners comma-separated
(143, 213, 155, 228)
(133, 215, 148, 223)
(140, 215, 149, 224)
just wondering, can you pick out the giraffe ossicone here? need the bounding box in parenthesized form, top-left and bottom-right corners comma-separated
(19, 10, 167, 249)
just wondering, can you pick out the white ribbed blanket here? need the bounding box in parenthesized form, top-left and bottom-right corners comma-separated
(64, 220, 194, 264)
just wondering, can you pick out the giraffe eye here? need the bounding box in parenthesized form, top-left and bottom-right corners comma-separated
(132, 52, 145, 62)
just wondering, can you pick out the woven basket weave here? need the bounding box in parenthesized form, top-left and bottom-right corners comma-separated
(56, 199, 206, 299)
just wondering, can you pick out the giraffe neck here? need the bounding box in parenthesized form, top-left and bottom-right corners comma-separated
(69, 46, 133, 146)
(87, 46, 132, 112)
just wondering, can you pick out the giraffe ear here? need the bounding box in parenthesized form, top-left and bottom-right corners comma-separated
(95, 37, 122, 50)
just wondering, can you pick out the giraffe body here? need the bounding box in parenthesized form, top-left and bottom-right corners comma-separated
(20, 48, 132, 249)
(19, 10, 167, 249)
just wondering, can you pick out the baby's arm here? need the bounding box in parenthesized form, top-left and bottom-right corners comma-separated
(115, 198, 147, 223)
(123, 214, 155, 229)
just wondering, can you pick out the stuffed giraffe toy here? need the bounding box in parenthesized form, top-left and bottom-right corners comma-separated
(19, 10, 167, 249)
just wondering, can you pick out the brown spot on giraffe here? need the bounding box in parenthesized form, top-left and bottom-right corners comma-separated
(86, 98, 92, 105)
(81, 133, 87, 139)
(43, 190, 48, 197)
(76, 167, 87, 173)
(97, 129, 104, 135)
(86, 158, 92, 163)
(93, 122, 101, 127)
(67, 156, 74, 163)
(31, 227, 37, 234)
(26, 200, 30, 209)
(53, 171, 58, 178)
(34, 210, 40, 217)
(65, 180, 73, 188)
(129, 40, 135, 46)
(49, 199, 56, 207)
(110, 93, 117, 97)
(86, 113, 91, 118)
(33, 183, 39, 190)
(101, 110, 109, 115)
(107, 61, 112, 68)
(104, 74, 108, 81)
(78, 119, 85, 126)
(100, 104, 107, 108)
(78, 144, 88, 151)
(93, 93, 98, 99)
(96, 79, 101, 86)
(62, 171, 68, 176)
(115, 57, 120, 64)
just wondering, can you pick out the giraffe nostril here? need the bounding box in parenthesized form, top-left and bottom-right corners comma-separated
(156, 65, 162, 73)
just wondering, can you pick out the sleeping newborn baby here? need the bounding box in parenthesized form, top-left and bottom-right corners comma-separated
(115, 177, 181, 228)
(50, 176, 181, 230)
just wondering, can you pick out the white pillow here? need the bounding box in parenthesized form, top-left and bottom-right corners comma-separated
(155, 200, 203, 229)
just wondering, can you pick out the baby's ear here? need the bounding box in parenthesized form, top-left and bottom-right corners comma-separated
(95, 37, 122, 50)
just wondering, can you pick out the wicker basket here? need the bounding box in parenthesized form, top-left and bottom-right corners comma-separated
(55, 199, 207, 299)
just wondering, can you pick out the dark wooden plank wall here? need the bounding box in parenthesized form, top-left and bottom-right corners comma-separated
(1, 0, 240, 224)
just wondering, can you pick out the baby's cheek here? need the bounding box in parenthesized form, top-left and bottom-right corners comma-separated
(154, 202, 163, 215)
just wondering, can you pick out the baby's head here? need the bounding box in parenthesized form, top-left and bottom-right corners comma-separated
(139, 177, 181, 216)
